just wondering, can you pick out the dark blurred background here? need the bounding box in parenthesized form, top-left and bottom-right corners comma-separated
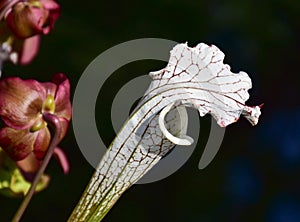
(1, 0, 300, 221)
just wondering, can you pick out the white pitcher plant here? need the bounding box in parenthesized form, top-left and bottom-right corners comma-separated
(69, 42, 262, 221)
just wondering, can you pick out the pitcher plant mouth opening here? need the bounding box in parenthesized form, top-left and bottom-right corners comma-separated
(158, 103, 194, 146)
(68, 42, 261, 222)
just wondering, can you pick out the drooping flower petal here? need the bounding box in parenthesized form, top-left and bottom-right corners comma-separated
(33, 127, 51, 160)
(19, 35, 40, 65)
(0, 127, 36, 161)
(52, 73, 72, 120)
(0, 77, 46, 129)
(53, 147, 69, 174)
(58, 117, 70, 141)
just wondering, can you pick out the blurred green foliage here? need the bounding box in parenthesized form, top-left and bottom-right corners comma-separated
(0, 148, 49, 198)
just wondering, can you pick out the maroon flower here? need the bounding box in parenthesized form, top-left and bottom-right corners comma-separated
(0, 73, 71, 175)
(0, 0, 60, 65)
(6, 0, 60, 38)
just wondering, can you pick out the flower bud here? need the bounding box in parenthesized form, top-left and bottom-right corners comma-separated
(6, 0, 60, 39)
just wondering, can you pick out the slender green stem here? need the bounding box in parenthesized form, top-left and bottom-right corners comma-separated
(12, 113, 62, 222)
